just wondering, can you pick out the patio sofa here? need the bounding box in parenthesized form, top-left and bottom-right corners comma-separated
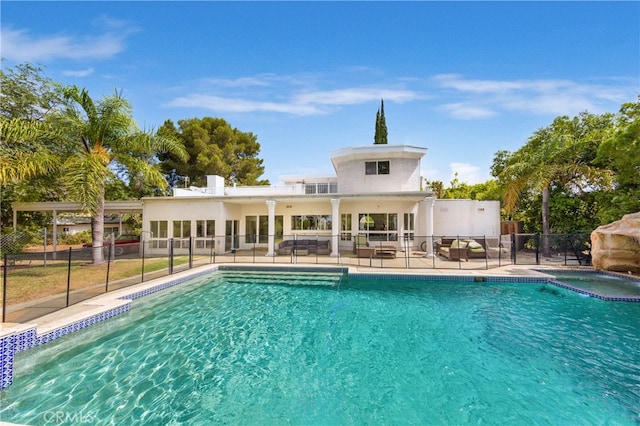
(437, 238, 487, 260)
(277, 239, 330, 255)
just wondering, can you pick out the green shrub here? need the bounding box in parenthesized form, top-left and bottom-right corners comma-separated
(59, 230, 92, 245)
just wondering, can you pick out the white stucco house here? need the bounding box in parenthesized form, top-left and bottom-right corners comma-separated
(141, 144, 500, 257)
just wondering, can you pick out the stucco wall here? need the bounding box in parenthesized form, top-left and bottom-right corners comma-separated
(431, 199, 501, 237)
(335, 157, 421, 194)
(143, 198, 226, 237)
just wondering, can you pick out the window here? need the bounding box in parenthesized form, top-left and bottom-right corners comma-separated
(246, 215, 283, 243)
(150, 220, 168, 238)
(304, 182, 337, 194)
(341, 213, 352, 241)
(403, 213, 415, 241)
(317, 183, 329, 194)
(305, 183, 317, 194)
(259, 216, 269, 243)
(150, 220, 168, 248)
(196, 220, 215, 249)
(246, 216, 257, 243)
(358, 213, 397, 241)
(173, 220, 191, 248)
(291, 215, 332, 231)
(365, 160, 390, 175)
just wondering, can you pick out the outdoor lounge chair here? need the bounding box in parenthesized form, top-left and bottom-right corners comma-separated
(438, 239, 469, 261)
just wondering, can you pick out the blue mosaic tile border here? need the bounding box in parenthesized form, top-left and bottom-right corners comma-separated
(1, 333, 14, 389)
(34, 304, 131, 349)
(125, 268, 215, 300)
(349, 273, 471, 282)
(0, 303, 134, 390)
(218, 265, 349, 274)
(348, 273, 546, 284)
(540, 268, 640, 283)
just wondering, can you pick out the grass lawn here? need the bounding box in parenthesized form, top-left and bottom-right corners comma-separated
(0, 255, 206, 307)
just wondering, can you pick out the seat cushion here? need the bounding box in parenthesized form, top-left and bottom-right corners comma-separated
(450, 239, 467, 249)
(467, 240, 483, 249)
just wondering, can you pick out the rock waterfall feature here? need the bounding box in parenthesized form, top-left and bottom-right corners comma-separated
(591, 212, 640, 273)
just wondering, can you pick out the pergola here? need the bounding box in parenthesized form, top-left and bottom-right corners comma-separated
(10, 201, 143, 251)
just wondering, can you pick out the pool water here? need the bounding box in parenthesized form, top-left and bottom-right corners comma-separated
(2, 271, 639, 425)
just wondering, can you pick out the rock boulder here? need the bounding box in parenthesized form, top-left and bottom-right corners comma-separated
(591, 212, 640, 273)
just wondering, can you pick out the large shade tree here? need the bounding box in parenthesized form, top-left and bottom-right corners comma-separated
(595, 97, 640, 223)
(158, 117, 268, 188)
(498, 112, 613, 255)
(53, 86, 187, 263)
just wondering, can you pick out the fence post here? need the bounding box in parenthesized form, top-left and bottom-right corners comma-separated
(483, 235, 488, 270)
(2, 253, 7, 322)
(535, 234, 540, 265)
(511, 233, 516, 264)
(404, 233, 409, 269)
(105, 242, 112, 292)
(66, 247, 72, 307)
(43, 227, 47, 269)
(169, 238, 174, 274)
(189, 236, 193, 269)
(141, 240, 146, 283)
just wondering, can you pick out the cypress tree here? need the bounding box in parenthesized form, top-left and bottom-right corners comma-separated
(374, 109, 381, 144)
(374, 99, 388, 144)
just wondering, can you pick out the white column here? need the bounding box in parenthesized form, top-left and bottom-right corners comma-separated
(330, 198, 340, 257)
(424, 197, 436, 257)
(266, 200, 276, 256)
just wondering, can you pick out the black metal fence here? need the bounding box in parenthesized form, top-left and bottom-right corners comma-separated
(510, 233, 592, 266)
(1, 233, 592, 324)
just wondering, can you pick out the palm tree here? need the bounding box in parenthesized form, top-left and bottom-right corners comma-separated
(0, 118, 60, 184)
(500, 114, 612, 256)
(55, 87, 186, 264)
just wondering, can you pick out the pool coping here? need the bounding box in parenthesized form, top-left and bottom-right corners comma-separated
(0, 264, 636, 390)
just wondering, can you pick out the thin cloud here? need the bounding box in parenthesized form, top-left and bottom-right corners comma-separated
(294, 87, 422, 106)
(167, 94, 323, 116)
(199, 77, 273, 88)
(166, 77, 424, 116)
(1, 25, 130, 62)
(62, 68, 95, 78)
(450, 162, 485, 185)
(432, 74, 635, 119)
(441, 103, 497, 119)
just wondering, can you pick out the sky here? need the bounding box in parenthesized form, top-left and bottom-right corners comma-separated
(2, 1, 638, 186)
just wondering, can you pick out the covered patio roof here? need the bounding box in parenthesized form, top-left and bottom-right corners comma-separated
(11, 201, 143, 215)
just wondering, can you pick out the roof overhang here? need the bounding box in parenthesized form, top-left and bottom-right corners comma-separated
(141, 192, 434, 205)
(331, 144, 427, 170)
(12, 201, 144, 214)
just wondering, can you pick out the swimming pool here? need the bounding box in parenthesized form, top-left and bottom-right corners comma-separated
(1, 270, 639, 424)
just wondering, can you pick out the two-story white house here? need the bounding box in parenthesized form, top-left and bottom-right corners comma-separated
(141, 144, 500, 256)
